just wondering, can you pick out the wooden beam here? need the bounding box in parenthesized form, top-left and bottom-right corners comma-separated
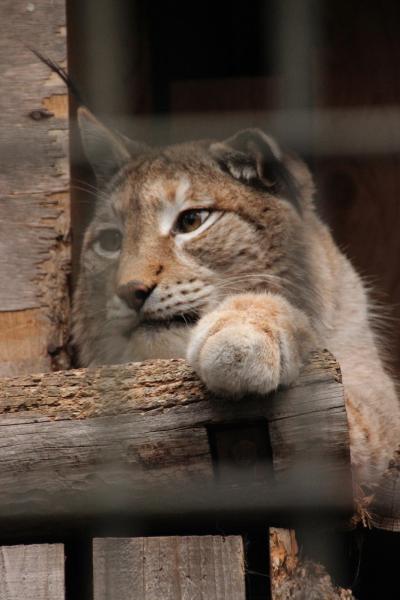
(0, 0, 70, 376)
(93, 536, 245, 600)
(0, 544, 65, 599)
(0, 350, 353, 531)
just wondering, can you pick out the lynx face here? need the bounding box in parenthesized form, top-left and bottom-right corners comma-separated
(73, 109, 313, 366)
(73, 109, 400, 484)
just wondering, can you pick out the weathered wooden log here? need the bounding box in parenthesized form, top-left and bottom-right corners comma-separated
(0, 350, 349, 523)
(0, 349, 352, 532)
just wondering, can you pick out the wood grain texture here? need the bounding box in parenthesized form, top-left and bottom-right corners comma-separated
(269, 527, 299, 592)
(0, 310, 50, 377)
(269, 528, 355, 599)
(0, 544, 64, 600)
(93, 536, 245, 600)
(369, 446, 400, 532)
(0, 0, 70, 375)
(0, 351, 353, 526)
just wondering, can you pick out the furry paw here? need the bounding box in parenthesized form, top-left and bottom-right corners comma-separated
(187, 294, 314, 398)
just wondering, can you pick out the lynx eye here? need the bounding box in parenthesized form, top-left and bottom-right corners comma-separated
(93, 228, 122, 258)
(174, 209, 211, 234)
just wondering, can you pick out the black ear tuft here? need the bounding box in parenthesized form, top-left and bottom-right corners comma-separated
(29, 46, 85, 105)
(210, 129, 300, 209)
(77, 107, 148, 187)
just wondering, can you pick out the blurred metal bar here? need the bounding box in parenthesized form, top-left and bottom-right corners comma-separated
(274, 0, 319, 110)
(1, 107, 394, 158)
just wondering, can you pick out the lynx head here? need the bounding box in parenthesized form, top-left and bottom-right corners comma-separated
(73, 108, 315, 366)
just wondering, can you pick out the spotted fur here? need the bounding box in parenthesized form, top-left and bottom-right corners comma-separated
(73, 107, 400, 489)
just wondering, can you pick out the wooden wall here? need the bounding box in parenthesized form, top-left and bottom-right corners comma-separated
(0, 0, 70, 376)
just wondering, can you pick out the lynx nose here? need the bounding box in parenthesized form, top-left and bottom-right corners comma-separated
(117, 280, 154, 312)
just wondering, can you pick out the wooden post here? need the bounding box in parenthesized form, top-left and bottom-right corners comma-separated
(0, 0, 70, 377)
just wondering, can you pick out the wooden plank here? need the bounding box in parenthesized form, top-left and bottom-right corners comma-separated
(0, 544, 64, 599)
(93, 536, 245, 600)
(0, 351, 353, 529)
(0, 0, 70, 375)
(0, 1, 69, 196)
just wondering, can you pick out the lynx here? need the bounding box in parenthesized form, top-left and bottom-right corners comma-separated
(73, 107, 400, 489)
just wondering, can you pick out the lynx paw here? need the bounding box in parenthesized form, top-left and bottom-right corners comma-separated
(187, 295, 313, 398)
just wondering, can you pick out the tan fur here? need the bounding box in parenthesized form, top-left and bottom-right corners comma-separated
(73, 117, 400, 490)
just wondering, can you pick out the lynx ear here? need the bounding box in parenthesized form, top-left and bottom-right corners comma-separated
(210, 129, 300, 209)
(77, 107, 145, 186)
